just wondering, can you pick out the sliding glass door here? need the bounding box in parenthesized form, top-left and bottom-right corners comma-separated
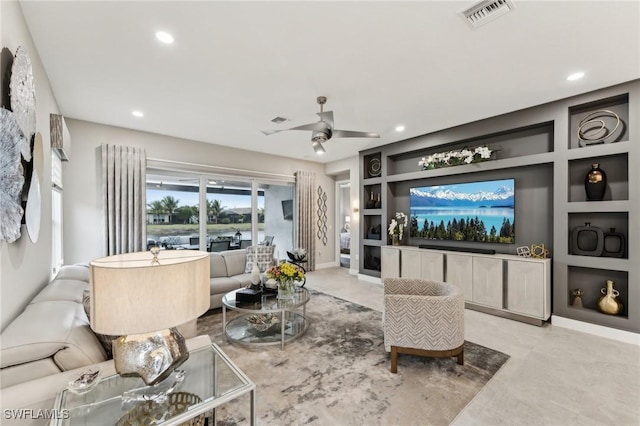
(146, 171, 292, 255)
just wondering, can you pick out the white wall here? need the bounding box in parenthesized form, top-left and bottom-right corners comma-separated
(1, 1, 61, 330)
(63, 119, 336, 268)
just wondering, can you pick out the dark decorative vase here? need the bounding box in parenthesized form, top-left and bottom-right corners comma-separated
(602, 228, 625, 258)
(584, 163, 607, 201)
(374, 193, 381, 209)
(570, 222, 604, 256)
(366, 192, 375, 209)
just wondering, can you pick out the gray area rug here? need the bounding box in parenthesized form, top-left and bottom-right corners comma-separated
(197, 290, 509, 426)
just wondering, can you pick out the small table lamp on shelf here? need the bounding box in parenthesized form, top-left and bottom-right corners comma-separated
(89, 250, 210, 386)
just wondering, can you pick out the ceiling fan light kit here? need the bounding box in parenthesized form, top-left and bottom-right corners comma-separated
(312, 141, 325, 155)
(262, 96, 379, 154)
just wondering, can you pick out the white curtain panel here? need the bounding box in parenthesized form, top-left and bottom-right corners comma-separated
(295, 171, 315, 271)
(101, 144, 147, 255)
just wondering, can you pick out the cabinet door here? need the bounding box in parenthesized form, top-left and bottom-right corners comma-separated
(400, 250, 422, 279)
(420, 251, 444, 281)
(381, 247, 400, 280)
(472, 257, 503, 309)
(446, 254, 473, 301)
(507, 260, 545, 318)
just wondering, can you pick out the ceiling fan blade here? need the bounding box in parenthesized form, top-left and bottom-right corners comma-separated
(332, 129, 380, 139)
(260, 129, 284, 136)
(317, 111, 334, 129)
(262, 122, 326, 136)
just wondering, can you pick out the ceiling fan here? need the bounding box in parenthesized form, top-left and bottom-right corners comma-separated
(261, 96, 380, 154)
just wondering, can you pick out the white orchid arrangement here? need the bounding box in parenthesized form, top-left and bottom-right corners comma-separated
(388, 212, 408, 240)
(418, 146, 493, 170)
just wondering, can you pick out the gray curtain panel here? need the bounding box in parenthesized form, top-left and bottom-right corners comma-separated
(295, 171, 315, 271)
(101, 144, 147, 255)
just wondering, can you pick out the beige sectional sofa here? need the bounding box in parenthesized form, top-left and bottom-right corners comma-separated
(0, 265, 108, 389)
(208, 247, 276, 309)
(208, 249, 253, 308)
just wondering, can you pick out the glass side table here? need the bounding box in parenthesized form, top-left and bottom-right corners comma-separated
(51, 343, 256, 425)
(222, 288, 310, 350)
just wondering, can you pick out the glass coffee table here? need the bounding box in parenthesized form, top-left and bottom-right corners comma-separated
(51, 343, 256, 425)
(222, 288, 310, 350)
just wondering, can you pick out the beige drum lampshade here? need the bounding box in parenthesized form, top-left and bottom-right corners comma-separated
(89, 250, 210, 336)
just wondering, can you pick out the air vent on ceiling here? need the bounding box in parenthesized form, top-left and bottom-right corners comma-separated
(459, 0, 515, 29)
(270, 116, 288, 124)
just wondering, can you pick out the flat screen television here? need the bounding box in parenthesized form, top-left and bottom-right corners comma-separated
(282, 199, 293, 220)
(409, 178, 515, 244)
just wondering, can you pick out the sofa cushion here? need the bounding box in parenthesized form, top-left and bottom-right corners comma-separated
(231, 273, 253, 287)
(0, 301, 106, 369)
(54, 264, 90, 281)
(221, 250, 248, 277)
(209, 253, 228, 278)
(82, 291, 117, 358)
(209, 277, 243, 295)
(30, 279, 89, 304)
(244, 245, 275, 273)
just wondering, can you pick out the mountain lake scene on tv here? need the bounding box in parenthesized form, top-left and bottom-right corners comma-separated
(409, 179, 515, 244)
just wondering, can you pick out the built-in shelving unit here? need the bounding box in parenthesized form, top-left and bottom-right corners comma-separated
(360, 80, 639, 336)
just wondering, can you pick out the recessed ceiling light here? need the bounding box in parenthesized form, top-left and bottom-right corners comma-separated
(155, 31, 174, 44)
(567, 72, 585, 81)
(132, 110, 144, 118)
(395, 125, 405, 132)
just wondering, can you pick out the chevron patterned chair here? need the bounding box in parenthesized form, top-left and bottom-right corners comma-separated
(383, 278, 465, 373)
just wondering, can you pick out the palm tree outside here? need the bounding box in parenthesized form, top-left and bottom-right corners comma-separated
(161, 196, 180, 224)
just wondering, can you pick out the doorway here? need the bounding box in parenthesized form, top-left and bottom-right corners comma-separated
(336, 181, 351, 268)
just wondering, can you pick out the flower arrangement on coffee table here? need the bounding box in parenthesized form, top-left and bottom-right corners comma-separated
(266, 261, 305, 300)
(418, 146, 493, 170)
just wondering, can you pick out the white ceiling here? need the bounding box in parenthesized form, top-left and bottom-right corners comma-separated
(19, 1, 640, 164)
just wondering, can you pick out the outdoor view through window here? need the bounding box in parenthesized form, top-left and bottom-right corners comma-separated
(146, 174, 294, 254)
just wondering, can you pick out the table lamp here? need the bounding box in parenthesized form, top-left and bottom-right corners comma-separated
(90, 250, 209, 386)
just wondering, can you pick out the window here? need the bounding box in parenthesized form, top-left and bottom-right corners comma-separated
(51, 152, 64, 275)
(146, 172, 293, 254)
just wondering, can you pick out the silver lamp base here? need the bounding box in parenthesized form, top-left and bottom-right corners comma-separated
(113, 328, 189, 385)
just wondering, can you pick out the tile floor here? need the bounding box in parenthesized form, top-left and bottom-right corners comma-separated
(305, 267, 640, 426)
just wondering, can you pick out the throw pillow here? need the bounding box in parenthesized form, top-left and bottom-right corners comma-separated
(82, 290, 118, 359)
(245, 245, 275, 273)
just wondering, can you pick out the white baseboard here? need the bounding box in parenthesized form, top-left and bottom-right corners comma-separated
(357, 274, 382, 285)
(551, 315, 640, 346)
(349, 268, 359, 276)
(315, 262, 338, 270)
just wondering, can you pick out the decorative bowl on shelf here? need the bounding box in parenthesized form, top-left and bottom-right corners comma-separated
(67, 367, 101, 395)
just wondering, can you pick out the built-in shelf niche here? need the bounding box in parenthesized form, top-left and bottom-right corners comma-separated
(363, 215, 382, 240)
(568, 266, 628, 319)
(363, 245, 382, 273)
(568, 153, 629, 202)
(386, 122, 553, 176)
(363, 152, 382, 179)
(568, 93, 630, 149)
(363, 184, 382, 209)
(568, 212, 628, 259)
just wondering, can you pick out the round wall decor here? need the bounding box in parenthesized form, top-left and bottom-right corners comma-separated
(10, 46, 36, 149)
(367, 157, 381, 177)
(0, 108, 26, 243)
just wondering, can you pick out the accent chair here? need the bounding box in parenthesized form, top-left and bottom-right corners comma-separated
(383, 278, 465, 373)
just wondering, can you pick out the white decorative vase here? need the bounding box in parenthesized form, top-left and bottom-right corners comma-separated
(251, 264, 261, 286)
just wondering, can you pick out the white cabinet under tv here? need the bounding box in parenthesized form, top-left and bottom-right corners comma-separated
(381, 245, 551, 326)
